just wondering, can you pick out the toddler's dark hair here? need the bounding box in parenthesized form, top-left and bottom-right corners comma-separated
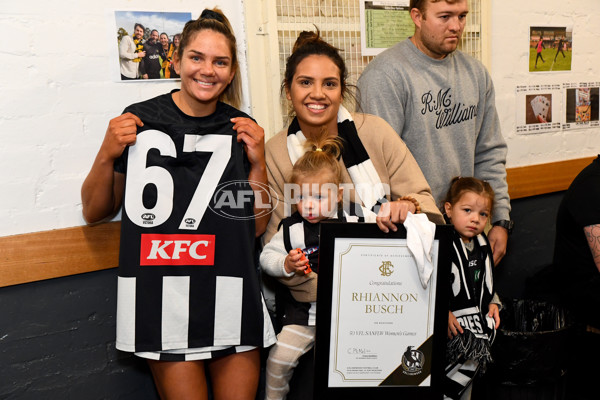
(443, 176, 495, 216)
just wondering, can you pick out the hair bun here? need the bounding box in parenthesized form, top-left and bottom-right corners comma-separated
(292, 30, 320, 53)
(200, 9, 225, 23)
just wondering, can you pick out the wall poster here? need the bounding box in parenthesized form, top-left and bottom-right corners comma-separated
(516, 84, 563, 134)
(563, 82, 600, 130)
(359, 1, 412, 56)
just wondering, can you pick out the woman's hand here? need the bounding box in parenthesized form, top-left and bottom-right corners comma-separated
(231, 117, 271, 236)
(376, 200, 416, 233)
(81, 113, 142, 224)
(285, 249, 310, 275)
(448, 311, 464, 339)
(231, 117, 266, 167)
(99, 113, 142, 161)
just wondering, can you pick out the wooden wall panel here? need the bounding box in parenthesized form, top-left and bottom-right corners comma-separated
(507, 156, 595, 199)
(0, 222, 120, 287)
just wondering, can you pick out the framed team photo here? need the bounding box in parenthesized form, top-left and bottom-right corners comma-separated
(313, 222, 452, 399)
(111, 10, 192, 82)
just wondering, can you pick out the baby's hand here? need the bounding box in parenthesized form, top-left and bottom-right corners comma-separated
(448, 311, 464, 339)
(488, 303, 500, 329)
(284, 248, 311, 275)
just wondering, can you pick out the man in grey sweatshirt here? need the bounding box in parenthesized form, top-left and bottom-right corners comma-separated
(357, 0, 512, 264)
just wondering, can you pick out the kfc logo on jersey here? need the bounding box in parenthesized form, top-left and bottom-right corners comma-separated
(140, 234, 215, 266)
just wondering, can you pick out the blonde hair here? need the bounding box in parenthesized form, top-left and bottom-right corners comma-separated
(290, 128, 343, 185)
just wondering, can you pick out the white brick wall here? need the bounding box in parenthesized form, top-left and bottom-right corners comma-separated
(1, 0, 599, 237)
(491, 0, 600, 167)
(0, 0, 248, 237)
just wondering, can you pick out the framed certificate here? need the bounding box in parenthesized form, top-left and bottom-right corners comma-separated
(314, 222, 452, 399)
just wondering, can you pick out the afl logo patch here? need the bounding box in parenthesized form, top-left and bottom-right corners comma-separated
(141, 213, 156, 224)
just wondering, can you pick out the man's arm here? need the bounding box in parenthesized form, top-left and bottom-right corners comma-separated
(488, 226, 508, 265)
(473, 69, 510, 264)
(118, 36, 138, 61)
(473, 70, 510, 223)
(584, 224, 600, 273)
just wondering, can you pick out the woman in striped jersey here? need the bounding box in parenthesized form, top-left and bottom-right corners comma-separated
(82, 8, 275, 400)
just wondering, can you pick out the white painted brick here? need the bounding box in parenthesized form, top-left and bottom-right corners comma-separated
(0, 87, 60, 118)
(35, 175, 83, 210)
(1, 0, 599, 238)
(52, 146, 100, 177)
(0, 17, 32, 57)
(0, 147, 53, 183)
(0, 208, 59, 237)
(492, 0, 600, 167)
(0, 181, 36, 210)
(0, 115, 83, 147)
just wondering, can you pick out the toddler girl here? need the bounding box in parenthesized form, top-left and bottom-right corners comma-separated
(443, 177, 501, 400)
(260, 132, 376, 400)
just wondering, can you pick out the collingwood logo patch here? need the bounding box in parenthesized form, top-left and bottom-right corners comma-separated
(401, 346, 424, 376)
(379, 260, 394, 277)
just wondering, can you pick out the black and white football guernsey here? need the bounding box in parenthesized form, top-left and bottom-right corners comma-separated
(114, 90, 275, 353)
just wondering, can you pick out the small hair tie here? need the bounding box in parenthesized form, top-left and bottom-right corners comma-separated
(315, 147, 323, 152)
(200, 9, 224, 23)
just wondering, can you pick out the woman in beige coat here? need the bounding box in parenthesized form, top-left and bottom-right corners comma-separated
(264, 30, 443, 245)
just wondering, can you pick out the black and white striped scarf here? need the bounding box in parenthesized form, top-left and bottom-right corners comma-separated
(444, 231, 496, 399)
(286, 106, 387, 211)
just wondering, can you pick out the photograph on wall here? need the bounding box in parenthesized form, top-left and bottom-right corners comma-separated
(563, 83, 600, 130)
(529, 26, 572, 72)
(515, 84, 562, 134)
(113, 11, 192, 82)
(525, 94, 553, 124)
(359, 0, 412, 56)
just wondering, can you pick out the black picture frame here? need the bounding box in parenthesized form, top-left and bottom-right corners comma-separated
(313, 222, 453, 399)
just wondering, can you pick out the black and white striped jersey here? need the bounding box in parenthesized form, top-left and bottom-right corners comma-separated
(113, 91, 274, 352)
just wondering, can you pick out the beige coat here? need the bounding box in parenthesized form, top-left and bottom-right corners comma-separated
(264, 112, 444, 245)
(262, 113, 444, 301)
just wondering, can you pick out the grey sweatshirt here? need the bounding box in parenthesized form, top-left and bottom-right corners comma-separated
(357, 39, 510, 222)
